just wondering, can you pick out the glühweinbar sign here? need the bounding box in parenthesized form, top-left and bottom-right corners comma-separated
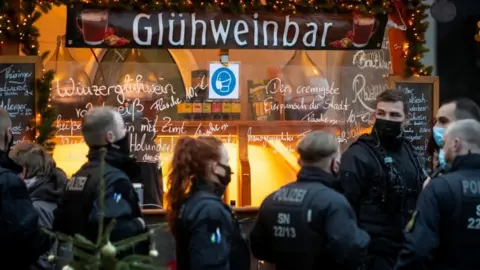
(66, 4, 387, 50)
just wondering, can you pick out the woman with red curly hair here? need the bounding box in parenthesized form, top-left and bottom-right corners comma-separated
(166, 136, 250, 270)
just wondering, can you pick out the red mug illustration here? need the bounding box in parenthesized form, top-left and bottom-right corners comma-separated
(352, 14, 378, 48)
(76, 10, 108, 46)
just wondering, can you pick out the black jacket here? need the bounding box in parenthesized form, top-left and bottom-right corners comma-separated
(174, 180, 250, 270)
(250, 166, 370, 270)
(396, 154, 480, 270)
(28, 171, 67, 270)
(339, 134, 425, 257)
(53, 148, 149, 256)
(0, 151, 52, 269)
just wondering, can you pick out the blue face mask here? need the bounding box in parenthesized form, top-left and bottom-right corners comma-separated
(433, 126, 445, 148)
(438, 149, 451, 170)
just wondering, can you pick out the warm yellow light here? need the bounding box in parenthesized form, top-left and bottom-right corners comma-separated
(248, 145, 297, 206)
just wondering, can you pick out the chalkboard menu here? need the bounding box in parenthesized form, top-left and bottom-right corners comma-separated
(388, 76, 440, 172)
(339, 32, 391, 148)
(0, 56, 40, 145)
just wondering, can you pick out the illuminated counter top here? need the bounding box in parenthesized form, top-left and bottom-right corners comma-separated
(53, 120, 340, 207)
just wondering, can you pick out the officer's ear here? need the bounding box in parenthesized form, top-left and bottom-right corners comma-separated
(298, 159, 303, 167)
(210, 160, 220, 175)
(106, 130, 115, 143)
(368, 111, 376, 125)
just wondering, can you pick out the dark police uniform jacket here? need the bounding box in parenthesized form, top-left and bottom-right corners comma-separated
(250, 166, 370, 270)
(395, 153, 480, 270)
(0, 152, 51, 269)
(339, 135, 426, 257)
(174, 180, 250, 270)
(53, 148, 149, 255)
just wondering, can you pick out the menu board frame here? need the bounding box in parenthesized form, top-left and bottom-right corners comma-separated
(0, 55, 42, 142)
(388, 75, 439, 171)
(387, 75, 440, 116)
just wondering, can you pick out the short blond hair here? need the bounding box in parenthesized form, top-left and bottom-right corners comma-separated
(9, 142, 53, 178)
(446, 119, 480, 151)
(296, 131, 338, 163)
(82, 106, 118, 146)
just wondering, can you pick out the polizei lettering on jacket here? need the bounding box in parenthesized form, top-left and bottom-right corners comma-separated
(67, 176, 88, 191)
(462, 179, 480, 197)
(272, 187, 307, 204)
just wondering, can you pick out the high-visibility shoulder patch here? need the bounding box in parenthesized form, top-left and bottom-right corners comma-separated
(405, 211, 418, 233)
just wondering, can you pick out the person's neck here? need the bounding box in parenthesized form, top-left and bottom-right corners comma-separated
(375, 133, 403, 151)
(302, 162, 329, 173)
(193, 178, 225, 197)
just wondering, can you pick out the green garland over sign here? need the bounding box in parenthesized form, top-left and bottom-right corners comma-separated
(0, 0, 432, 151)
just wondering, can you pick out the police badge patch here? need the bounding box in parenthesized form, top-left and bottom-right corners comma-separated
(207, 219, 223, 244)
(405, 211, 418, 232)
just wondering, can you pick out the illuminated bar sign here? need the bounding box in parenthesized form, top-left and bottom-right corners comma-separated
(65, 4, 387, 50)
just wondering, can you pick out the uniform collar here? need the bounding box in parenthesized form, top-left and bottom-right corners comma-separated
(87, 147, 142, 181)
(297, 166, 339, 190)
(0, 150, 23, 173)
(450, 153, 480, 172)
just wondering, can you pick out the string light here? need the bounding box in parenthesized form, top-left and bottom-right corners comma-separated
(402, 2, 432, 77)
(0, 0, 58, 151)
(475, 21, 480, 42)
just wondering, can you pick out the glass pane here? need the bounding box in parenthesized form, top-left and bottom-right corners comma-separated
(51, 45, 395, 206)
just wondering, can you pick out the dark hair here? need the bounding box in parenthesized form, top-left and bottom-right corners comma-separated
(166, 136, 224, 231)
(376, 88, 409, 115)
(448, 98, 480, 121)
(427, 98, 480, 155)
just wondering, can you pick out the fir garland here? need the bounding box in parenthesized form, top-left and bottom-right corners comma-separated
(404, 2, 433, 77)
(0, 0, 433, 152)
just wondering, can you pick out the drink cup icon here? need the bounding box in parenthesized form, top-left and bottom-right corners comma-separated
(352, 14, 378, 48)
(76, 10, 108, 46)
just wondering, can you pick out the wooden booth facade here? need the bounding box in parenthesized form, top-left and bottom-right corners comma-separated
(0, 0, 437, 268)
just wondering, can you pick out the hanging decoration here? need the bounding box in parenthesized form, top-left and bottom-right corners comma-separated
(430, 0, 456, 23)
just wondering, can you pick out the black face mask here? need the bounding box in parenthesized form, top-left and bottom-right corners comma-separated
(110, 133, 130, 156)
(215, 163, 232, 186)
(373, 119, 403, 139)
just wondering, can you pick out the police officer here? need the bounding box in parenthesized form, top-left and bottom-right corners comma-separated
(53, 106, 149, 255)
(250, 131, 370, 270)
(339, 89, 427, 270)
(166, 136, 250, 270)
(425, 98, 480, 186)
(0, 108, 51, 269)
(395, 119, 480, 269)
